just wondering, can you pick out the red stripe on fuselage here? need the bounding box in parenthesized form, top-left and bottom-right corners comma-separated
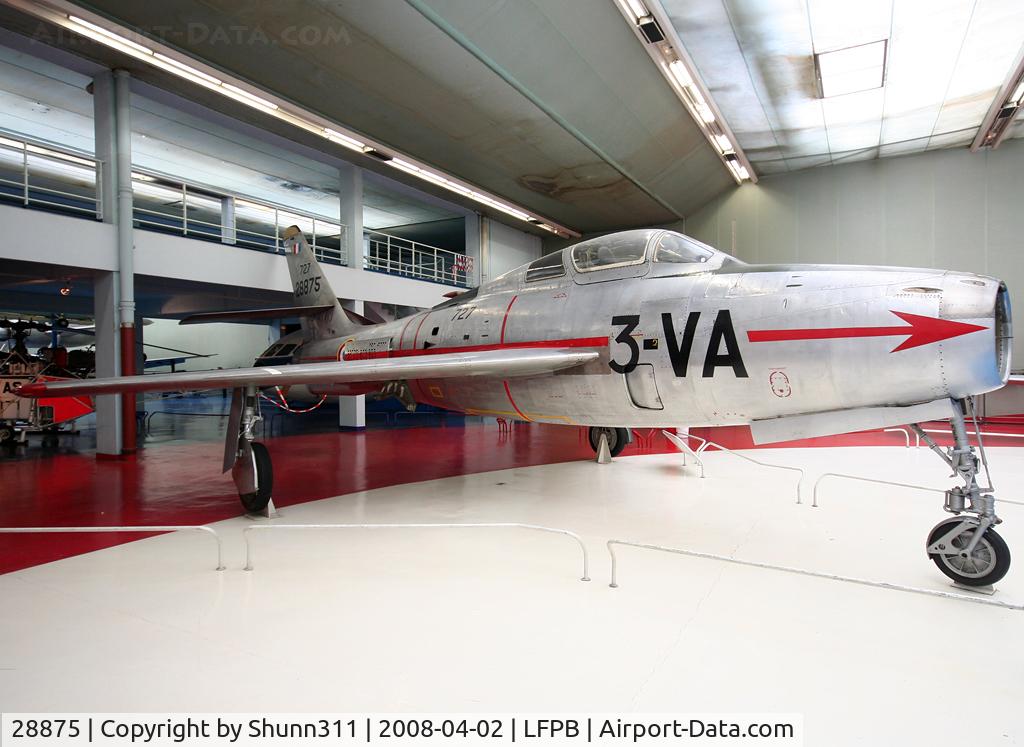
(412, 313, 430, 349)
(500, 295, 518, 344)
(502, 380, 531, 421)
(342, 336, 607, 361)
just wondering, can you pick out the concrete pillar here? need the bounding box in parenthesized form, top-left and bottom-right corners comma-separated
(113, 69, 137, 454)
(339, 298, 366, 430)
(221, 196, 236, 244)
(480, 216, 491, 285)
(93, 272, 122, 455)
(464, 212, 482, 287)
(339, 162, 364, 270)
(91, 72, 121, 455)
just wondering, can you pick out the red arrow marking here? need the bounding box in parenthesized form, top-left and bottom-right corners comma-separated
(747, 310, 988, 352)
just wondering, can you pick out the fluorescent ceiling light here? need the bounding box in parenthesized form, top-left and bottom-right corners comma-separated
(1011, 80, 1024, 104)
(323, 128, 365, 151)
(623, 0, 648, 22)
(69, 15, 152, 57)
(693, 100, 715, 124)
(816, 40, 887, 98)
(152, 53, 222, 86)
(728, 161, 749, 181)
(221, 83, 278, 111)
(668, 60, 691, 88)
(713, 134, 733, 153)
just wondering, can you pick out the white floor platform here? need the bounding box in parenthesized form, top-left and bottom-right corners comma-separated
(1, 446, 1022, 744)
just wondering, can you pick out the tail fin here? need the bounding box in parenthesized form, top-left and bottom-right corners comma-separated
(282, 225, 358, 341)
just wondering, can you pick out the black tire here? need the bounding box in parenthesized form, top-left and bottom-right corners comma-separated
(0, 426, 14, 445)
(928, 518, 1011, 587)
(588, 427, 629, 458)
(239, 441, 274, 513)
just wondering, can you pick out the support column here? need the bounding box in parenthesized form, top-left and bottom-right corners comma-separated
(93, 272, 121, 455)
(114, 69, 137, 454)
(338, 162, 363, 270)
(221, 196, 236, 244)
(463, 212, 482, 287)
(480, 216, 491, 285)
(339, 299, 366, 430)
(91, 71, 121, 455)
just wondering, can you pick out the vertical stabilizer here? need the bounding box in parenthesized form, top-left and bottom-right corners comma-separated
(282, 225, 357, 340)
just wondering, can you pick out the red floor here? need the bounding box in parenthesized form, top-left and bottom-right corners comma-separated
(4, 419, 1023, 575)
(0, 422, 669, 574)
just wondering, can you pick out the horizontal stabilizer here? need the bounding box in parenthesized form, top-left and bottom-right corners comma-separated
(18, 346, 600, 398)
(179, 305, 334, 325)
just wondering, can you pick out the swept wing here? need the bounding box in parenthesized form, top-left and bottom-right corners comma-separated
(17, 346, 600, 398)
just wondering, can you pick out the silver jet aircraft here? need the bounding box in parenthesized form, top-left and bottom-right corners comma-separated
(20, 226, 1013, 586)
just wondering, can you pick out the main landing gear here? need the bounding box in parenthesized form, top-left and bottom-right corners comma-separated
(911, 398, 1011, 587)
(588, 427, 630, 458)
(226, 385, 273, 513)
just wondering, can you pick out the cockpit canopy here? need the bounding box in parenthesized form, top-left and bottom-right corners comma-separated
(521, 229, 735, 285)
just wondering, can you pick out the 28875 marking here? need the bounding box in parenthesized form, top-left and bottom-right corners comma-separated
(294, 276, 322, 295)
(11, 720, 82, 738)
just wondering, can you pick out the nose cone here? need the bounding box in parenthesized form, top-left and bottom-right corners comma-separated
(939, 272, 1011, 395)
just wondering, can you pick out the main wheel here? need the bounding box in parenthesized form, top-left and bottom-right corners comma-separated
(239, 441, 274, 513)
(0, 425, 15, 447)
(588, 427, 629, 458)
(927, 517, 1011, 587)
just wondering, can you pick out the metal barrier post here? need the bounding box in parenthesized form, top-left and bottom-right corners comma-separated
(883, 427, 911, 447)
(810, 472, 1024, 508)
(243, 522, 589, 581)
(0, 526, 224, 570)
(662, 430, 704, 478)
(666, 431, 804, 503)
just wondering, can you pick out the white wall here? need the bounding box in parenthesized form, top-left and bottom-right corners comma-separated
(484, 217, 542, 280)
(143, 318, 273, 370)
(684, 139, 1024, 364)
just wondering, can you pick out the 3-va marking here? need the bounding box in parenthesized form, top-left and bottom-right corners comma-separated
(610, 310, 748, 378)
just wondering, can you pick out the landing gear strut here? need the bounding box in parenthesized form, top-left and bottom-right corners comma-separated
(588, 427, 630, 458)
(225, 386, 273, 513)
(911, 398, 1011, 587)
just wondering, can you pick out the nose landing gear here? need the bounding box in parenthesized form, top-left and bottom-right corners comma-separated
(911, 398, 1011, 587)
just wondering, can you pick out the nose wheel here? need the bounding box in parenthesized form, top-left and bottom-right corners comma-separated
(927, 517, 1011, 587)
(912, 398, 1012, 588)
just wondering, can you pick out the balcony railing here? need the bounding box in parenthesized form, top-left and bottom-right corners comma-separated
(0, 129, 472, 287)
(130, 169, 346, 266)
(365, 230, 470, 287)
(0, 132, 102, 219)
